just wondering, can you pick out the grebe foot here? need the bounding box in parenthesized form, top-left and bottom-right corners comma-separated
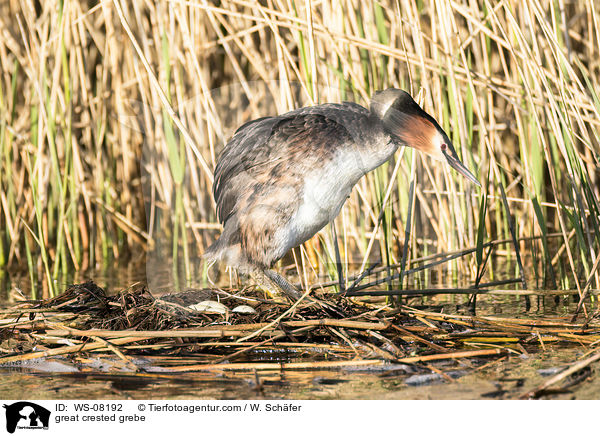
(250, 268, 303, 301)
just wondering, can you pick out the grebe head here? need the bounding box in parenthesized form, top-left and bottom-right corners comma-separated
(371, 88, 480, 186)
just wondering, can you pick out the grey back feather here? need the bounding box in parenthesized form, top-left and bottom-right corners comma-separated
(212, 102, 370, 225)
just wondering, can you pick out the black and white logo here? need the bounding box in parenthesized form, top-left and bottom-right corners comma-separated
(3, 402, 50, 433)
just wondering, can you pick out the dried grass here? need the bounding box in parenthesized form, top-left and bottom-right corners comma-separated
(0, 0, 598, 298)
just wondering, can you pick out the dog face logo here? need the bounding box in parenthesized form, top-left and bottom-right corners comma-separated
(3, 402, 50, 433)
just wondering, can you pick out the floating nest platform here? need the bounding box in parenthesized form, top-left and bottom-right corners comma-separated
(2, 281, 600, 398)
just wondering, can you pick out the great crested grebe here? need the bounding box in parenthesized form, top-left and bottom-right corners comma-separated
(205, 88, 480, 300)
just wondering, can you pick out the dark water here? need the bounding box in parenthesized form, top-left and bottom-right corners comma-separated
(0, 349, 596, 400)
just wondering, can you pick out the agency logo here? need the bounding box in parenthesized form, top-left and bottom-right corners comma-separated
(3, 402, 50, 434)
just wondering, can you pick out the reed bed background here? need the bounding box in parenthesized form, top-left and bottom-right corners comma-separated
(0, 0, 599, 298)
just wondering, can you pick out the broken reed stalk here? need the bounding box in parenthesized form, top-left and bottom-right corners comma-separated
(325, 232, 567, 293)
(89, 335, 140, 371)
(38, 318, 388, 339)
(403, 307, 600, 329)
(520, 349, 600, 399)
(0, 336, 152, 365)
(572, 253, 600, 320)
(212, 325, 316, 363)
(165, 349, 508, 372)
(390, 324, 449, 352)
(165, 359, 385, 372)
(343, 287, 599, 297)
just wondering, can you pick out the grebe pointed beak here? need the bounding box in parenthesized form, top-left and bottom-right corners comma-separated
(444, 149, 481, 186)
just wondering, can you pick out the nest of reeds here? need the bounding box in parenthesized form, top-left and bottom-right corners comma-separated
(33, 281, 214, 330)
(28, 281, 365, 331)
(2, 281, 600, 398)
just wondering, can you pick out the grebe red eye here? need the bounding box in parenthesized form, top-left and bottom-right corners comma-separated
(441, 143, 447, 151)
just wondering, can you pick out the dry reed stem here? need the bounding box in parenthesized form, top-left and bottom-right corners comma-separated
(164, 358, 384, 372)
(390, 324, 449, 352)
(212, 325, 316, 363)
(0, 336, 151, 365)
(520, 349, 600, 399)
(396, 348, 509, 363)
(39, 318, 389, 339)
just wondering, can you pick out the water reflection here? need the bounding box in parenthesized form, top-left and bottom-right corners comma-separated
(0, 348, 596, 399)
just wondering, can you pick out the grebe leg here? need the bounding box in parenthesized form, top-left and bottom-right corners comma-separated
(250, 268, 303, 301)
